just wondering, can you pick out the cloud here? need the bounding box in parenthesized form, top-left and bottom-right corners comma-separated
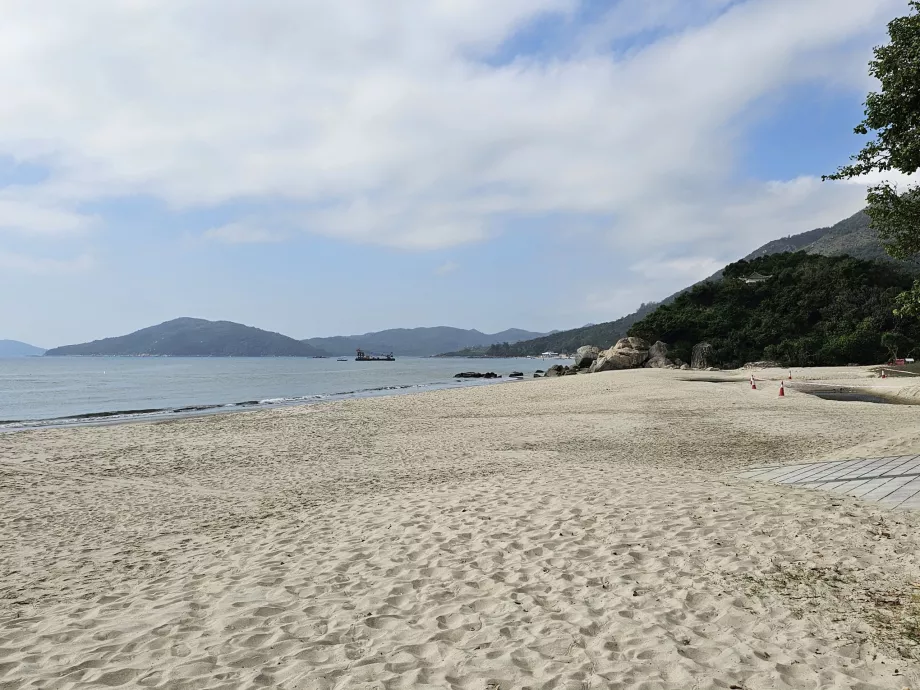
(0, 250, 95, 275)
(435, 260, 459, 275)
(0, 0, 904, 258)
(0, 197, 96, 236)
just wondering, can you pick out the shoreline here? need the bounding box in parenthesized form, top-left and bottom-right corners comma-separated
(2, 366, 919, 687)
(0, 365, 545, 433)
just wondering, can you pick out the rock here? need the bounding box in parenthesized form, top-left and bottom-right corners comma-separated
(680, 363, 690, 370)
(509, 371, 524, 378)
(643, 341, 672, 368)
(454, 372, 501, 379)
(648, 341, 668, 359)
(574, 345, 600, 369)
(691, 342, 713, 370)
(564, 369, 578, 375)
(544, 365, 566, 378)
(742, 360, 782, 370)
(594, 337, 651, 372)
(535, 369, 545, 374)
(705, 367, 719, 372)
(533, 373, 542, 378)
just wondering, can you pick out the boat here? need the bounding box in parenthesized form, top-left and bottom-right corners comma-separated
(336, 357, 348, 362)
(355, 349, 395, 362)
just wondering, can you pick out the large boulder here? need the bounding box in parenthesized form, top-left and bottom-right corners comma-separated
(691, 342, 714, 370)
(644, 340, 674, 369)
(574, 345, 600, 369)
(593, 337, 651, 372)
(544, 365, 566, 378)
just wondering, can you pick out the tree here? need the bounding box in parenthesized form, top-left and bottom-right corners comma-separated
(825, 1, 920, 264)
(882, 331, 911, 360)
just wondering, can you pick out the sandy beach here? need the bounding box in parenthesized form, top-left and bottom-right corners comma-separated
(2, 367, 920, 689)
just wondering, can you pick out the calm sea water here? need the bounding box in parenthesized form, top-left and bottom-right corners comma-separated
(0, 356, 570, 431)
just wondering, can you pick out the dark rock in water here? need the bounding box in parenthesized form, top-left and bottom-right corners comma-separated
(455, 371, 501, 379)
(509, 371, 524, 378)
(533, 373, 542, 378)
(535, 369, 544, 374)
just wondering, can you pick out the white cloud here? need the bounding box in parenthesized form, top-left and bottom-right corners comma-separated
(0, 250, 95, 275)
(0, 0, 904, 257)
(0, 197, 96, 236)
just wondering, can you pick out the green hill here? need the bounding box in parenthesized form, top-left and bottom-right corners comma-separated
(628, 253, 919, 368)
(477, 304, 660, 357)
(45, 318, 331, 357)
(486, 210, 919, 357)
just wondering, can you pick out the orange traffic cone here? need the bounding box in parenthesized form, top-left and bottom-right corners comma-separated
(751, 379, 757, 390)
(779, 382, 785, 397)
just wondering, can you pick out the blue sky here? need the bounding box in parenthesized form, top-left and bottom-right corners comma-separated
(0, 0, 909, 347)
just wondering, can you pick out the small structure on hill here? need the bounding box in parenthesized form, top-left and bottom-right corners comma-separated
(740, 272, 772, 284)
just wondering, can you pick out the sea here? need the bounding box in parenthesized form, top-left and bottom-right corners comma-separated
(0, 356, 571, 432)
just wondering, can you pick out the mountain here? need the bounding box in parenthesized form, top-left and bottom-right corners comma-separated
(45, 318, 331, 357)
(477, 304, 661, 357)
(303, 326, 548, 357)
(0, 340, 45, 357)
(629, 252, 919, 368)
(486, 209, 919, 357)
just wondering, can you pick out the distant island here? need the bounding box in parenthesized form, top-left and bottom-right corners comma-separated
(302, 327, 547, 357)
(42, 320, 548, 358)
(0, 340, 46, 357)
(44, 318, 331, 358)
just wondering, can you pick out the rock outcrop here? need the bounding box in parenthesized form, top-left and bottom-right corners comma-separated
(574, 346, 600, 369)
(644, 341, 674, 369)
(593, 337, 651, 372)
(691, 342, 714, 370)
(454, 372, 501, 379)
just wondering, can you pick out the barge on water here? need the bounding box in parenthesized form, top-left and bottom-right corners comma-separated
(355, 349, 395, 362)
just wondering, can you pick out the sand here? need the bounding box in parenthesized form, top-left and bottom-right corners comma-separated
(1, 366, 919, 689)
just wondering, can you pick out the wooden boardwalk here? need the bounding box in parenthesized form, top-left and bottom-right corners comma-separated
(737, 456, 920, 510)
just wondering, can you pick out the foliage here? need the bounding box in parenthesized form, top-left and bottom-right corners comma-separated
(894, 279, 920, 317)
(825, 1, 920, 260)
(628, 253, 920, 368)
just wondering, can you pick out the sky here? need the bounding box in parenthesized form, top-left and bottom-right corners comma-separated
(0, 0, 911, 347)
